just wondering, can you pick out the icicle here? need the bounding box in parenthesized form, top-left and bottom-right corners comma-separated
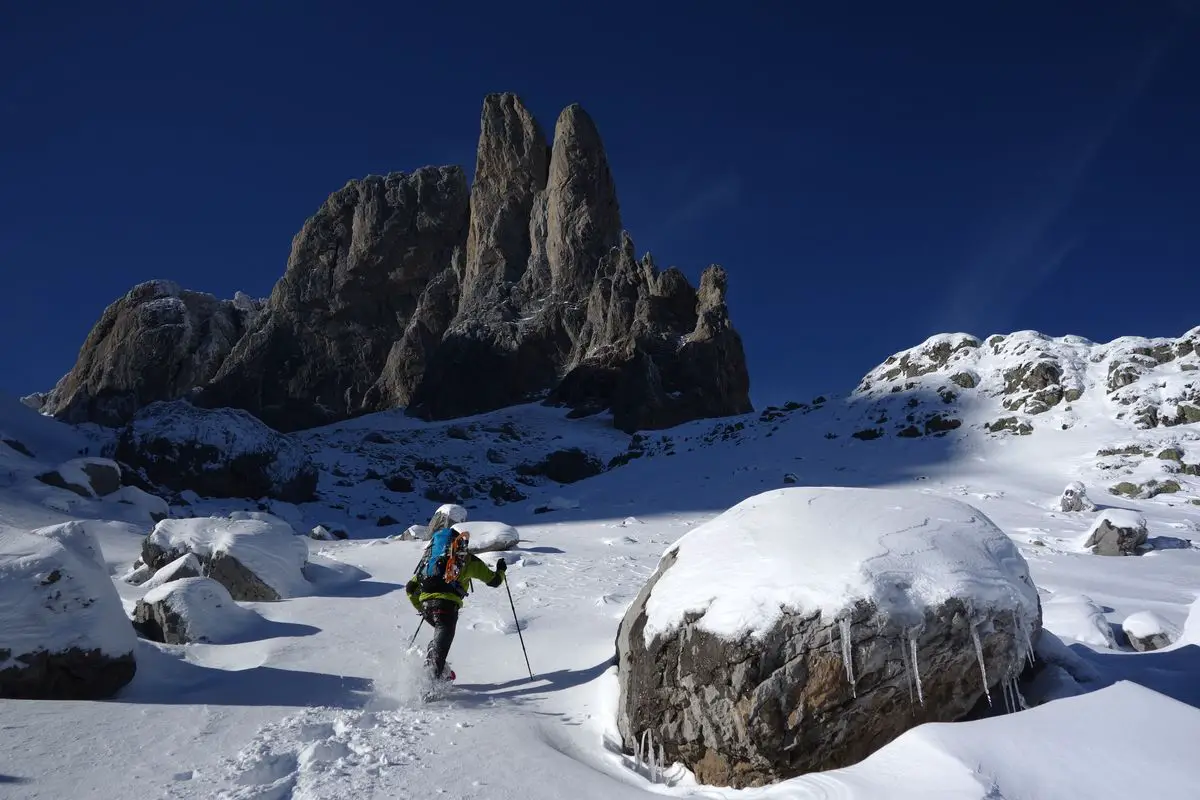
(657, 741, 665, 784)
(910, 634, 924, 706)
(971, 623, 992, 707)
(1013, 609, 1035, 669)
(839, 617, 857, 697)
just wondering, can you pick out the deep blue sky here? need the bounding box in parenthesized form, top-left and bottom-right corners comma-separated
(2, 1, 1198, 408)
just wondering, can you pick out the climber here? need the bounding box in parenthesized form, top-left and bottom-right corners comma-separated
(405, 503, 506, 682)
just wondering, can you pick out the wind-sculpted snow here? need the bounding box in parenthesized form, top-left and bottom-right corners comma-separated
(143, 515, 309, 601)
(642, 487, 1040, 644)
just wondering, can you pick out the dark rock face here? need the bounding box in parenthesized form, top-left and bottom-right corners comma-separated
(116, 401, 317, 502)
(201, 167, 471, 432)
(42, 281, 262, 426)
(518, 447, 603, 484)
(616, 554, 1040, 788)
(1085, 516, 1148, 556)
(0, 648, 137, 700)
(48, 94, 751, 435)
(36, 458, 122, 498)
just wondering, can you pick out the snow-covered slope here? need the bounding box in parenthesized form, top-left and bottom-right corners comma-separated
(1, 321, 1199, 797)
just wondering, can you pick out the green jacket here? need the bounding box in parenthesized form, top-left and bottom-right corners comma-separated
(406, 553, 501, 610)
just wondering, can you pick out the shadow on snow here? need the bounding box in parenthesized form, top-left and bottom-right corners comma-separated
(1072, 642, 1200, 710)
(456, 656, 615, 700)
(114, 642, 373, 709)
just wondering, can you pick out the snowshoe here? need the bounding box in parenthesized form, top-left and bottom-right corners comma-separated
(420, 668, 456, 702)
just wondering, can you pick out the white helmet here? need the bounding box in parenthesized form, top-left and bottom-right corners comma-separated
(428, 503, 468, 532)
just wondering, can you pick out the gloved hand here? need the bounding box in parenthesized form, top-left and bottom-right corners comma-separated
(495, 558, 507, 573)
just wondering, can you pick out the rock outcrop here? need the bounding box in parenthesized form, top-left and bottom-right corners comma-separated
(40, 281, 263, 426)
(1084, 510, 1148, 556)
(36, 457, 122, 498)
(45, 94, 751, 435)
(200, 167, 470, 431)
(851, 328, 1200, 441)
(116, 401, 317, 502)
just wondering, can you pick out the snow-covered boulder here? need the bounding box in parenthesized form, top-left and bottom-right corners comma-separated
(1, 526, 137, 699)
(110, 485, 170, 522)
(141, 515, 309, 601)
(1059, 481, 1095, 513)
(615, 487, 1042, 787)
(1122, 611, 1180, 652)
(455, 521, 519, 553)
(115, 401, 317, 503)
(1084, 509, 1148, 556)
(132, 577, 259, 644)
(140, 553, 203, 591)
(1041, 594, 1117, 649)
(399, 524, 430, 541)
(309, 525, 348, 541)
(35, 457, 122, 498)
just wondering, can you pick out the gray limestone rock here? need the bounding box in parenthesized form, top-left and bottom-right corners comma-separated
(616, 555, 1040, 788)
(45, 94, 752, 435)
(200, 167, 471, 432)
(1084, 514, 1149, 556)
(42, 281, 262, 426)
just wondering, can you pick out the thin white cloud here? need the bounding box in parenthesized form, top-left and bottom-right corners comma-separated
(934, 36, 1171, 335)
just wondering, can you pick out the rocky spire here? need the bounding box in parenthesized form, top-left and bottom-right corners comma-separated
(45, 95, 752, 435)
(460, 93, 550, 312)
(545, 104, 622, 300)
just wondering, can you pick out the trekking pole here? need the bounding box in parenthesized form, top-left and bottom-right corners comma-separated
(408, 618, 424, 648)
(504, 574, 534, 681)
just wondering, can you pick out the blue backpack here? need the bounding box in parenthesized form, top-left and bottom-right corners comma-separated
(420, 528, 469, 596)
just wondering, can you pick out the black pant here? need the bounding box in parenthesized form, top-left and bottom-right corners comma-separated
(420, 599, 459, 678)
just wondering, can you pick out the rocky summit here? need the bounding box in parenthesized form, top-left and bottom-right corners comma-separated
(43, 94, 752, 434)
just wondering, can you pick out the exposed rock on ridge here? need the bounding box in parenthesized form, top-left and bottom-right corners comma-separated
(199, 166, 470, 431)
(849, 327, 1200, 440)
(40, 281, 263, 426)
(47, 93, 751, 434)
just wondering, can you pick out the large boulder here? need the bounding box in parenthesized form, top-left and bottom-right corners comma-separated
(132, 577, 259, 644)
(455, 521, 520, 553)
(35, 457, 122, 498)
(1083, 510, 1148, 556)
(40, 280, 262, 426)
(115, 401, 317, 502)
(616, 487, 1041, 787)
(0, 525, 137, 699)
(140, 514, 309, 601)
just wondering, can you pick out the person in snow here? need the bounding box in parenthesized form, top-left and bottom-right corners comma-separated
(405, 504, 506, 682)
